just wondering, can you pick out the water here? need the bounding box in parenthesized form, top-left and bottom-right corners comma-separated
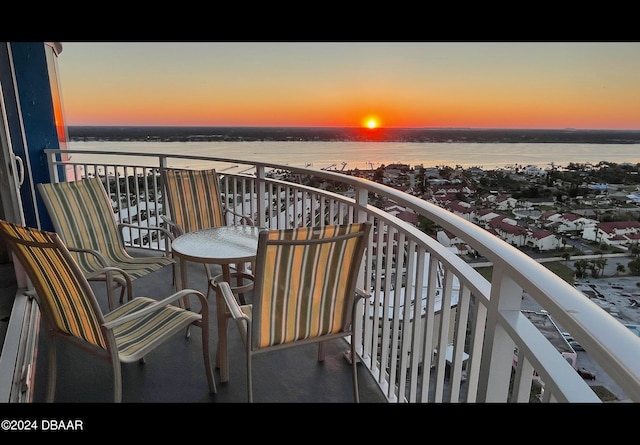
(67, 140, 640, 171)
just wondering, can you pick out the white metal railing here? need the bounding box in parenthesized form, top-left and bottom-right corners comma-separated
(42, 148, 640, 403)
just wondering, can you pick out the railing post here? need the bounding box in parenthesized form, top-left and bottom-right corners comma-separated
(157, 156, 169, 222)
(255, 165, 267, 228)
(45, 150, 60, 183)
(354, 185, 368, 224)
(477, 264, 523, 402)
(352, 184, 369, 365)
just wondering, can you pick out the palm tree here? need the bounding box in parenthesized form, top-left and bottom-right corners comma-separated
(593, 257, 608, 278)
(574, 259, 589, 278)
(628, 257, 640, 275)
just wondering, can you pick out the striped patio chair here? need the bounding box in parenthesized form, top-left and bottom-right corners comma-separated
(161, 168, 254, 298)
(0, 219, 215, 402)
(38, 178, 175, 310)
(218, 222, 372, 402)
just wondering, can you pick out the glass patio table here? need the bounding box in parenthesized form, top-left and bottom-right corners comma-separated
(172, 225, 261, 382)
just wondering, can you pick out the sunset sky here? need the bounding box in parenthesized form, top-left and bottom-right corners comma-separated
(57, 41, 640, 130)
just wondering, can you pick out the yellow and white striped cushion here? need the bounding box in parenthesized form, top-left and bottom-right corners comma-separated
(256, 224, 364, 348)
(105, 298, 201, 362)
(38, 178, 173, 278)
(0, 221, 107, 349)
(163, 169, 225, 233)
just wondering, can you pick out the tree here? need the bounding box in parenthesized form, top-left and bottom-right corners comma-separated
(574, 259, 590, 278)
(616, 263, 625, 275)
(417, 215, 439, 236)
(594, 257, 608, 278)
(628, 257, 640, 275)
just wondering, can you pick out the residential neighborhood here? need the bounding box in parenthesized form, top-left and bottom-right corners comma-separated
(342, 161, 640, 261)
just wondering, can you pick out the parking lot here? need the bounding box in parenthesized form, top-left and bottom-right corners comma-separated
(523, 256, 640, 402)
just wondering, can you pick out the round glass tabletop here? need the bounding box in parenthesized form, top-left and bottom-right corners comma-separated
(171, 225, 261, 263)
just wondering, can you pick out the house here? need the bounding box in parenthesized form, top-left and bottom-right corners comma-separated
(541, 212, 597, 235)
(527, 228, 561, 251)
(445, 200, 476, 222)
(475, 209, 501, 224)
(429, 184, 466, 200)
(493, 195, 518, 211)
(486, 215, 528, 247)
(436, 229, 471, 255)
(583, 220, 640, 247)
(518, 197, 556, 209)
(522, 165, 548, 177)
(385, 204, 419, 226)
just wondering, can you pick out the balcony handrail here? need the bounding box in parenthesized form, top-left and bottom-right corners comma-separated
(42, 147, 640, 403)
(387, 190, 640, 401)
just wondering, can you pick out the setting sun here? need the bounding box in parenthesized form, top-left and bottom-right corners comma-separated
(363, 116, 380, 129)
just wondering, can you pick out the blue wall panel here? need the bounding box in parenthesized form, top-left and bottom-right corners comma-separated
(6, 42, 59, 230)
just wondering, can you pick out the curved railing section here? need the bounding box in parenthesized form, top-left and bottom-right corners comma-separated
(43, 148, 640, 403)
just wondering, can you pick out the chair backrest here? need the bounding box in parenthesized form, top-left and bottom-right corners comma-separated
(251, 222, 371, 350)
(0, 220, 108, 350)
(38, 178, 124, 274)
(161, 168, 226, 233)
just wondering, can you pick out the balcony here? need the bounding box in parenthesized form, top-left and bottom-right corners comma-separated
(2, 147, 640, 403)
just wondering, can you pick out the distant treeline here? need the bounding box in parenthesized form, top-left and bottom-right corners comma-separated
(67, 126, 640, 144)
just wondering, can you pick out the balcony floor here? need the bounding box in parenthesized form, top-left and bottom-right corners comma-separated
(30, 252, 387, 404)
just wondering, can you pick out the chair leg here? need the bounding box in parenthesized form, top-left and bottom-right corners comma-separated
(118, 283, 126, 305)
(200, 320, 217, 394)
(113, 362, 122, 403)
(351, 341, 359, 403)
(106, 281, 116, 312)
(247, 352, 253, 403)
(317, 341, 325, 361)
(215, 286, 231, 383)
(46, 335, 57, 403)
(172, 261, 177, 288)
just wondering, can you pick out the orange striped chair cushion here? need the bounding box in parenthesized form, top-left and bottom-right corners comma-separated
(256, 224, 364, 349)
(38, 178, 173, 278)
(104, 297, 201, 361)
(0, 221, 107, 349)
(163, 169, 225, 233)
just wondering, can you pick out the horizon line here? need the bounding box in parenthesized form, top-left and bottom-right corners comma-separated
(66, 125, 640, 132)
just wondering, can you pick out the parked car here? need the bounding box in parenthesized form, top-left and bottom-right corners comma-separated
(577, 368, 596, 380)
(569, 340, 584, 351)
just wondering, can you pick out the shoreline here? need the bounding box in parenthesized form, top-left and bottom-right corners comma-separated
(67, 126, 640, 145)
(66, 138, 640, 172)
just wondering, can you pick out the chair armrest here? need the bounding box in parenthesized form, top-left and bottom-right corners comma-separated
(67, 246, 110, 268)
(218, 281, 250, 322)
(118, 222, 173, 236)
(117, 222, 175, 256)
(67, 247, 133, 307)
(159, 215, 183, 239)
(103, 288, 207, 329)
(223, 207, 255, 226)
(355, 287, 372, 302)
(86, 266, 134, 302)
(351, 288, 373, 322)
